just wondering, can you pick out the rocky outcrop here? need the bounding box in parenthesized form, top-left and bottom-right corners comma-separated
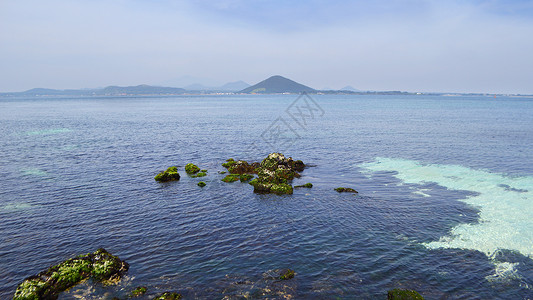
(248, 153, 305, 195)
(14, 248, 128, 300)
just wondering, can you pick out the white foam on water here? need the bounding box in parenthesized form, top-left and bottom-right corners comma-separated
(485, 261, 520, 283)
(1, 202, 36, 211)
(25, 128, 71, 135)
(361, 157, 533, 261)
(22, 168, 48, 176)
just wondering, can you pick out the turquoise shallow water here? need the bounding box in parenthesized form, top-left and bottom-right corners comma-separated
(0, 94, 532, 299)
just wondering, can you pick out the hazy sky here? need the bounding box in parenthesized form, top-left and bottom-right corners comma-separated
(1, 0, 533, 93)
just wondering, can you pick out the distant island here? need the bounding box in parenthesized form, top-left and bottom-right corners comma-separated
(239, 75, 316, 94)
(0, 76, 529, 97)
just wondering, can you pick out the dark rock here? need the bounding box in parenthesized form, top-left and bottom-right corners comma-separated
(334, 187, 358, 193)
(154, 166, 180, 182)
(14, 248, 128, 300)
(228, 160, 257, 174)
(387, 289, 424, 300)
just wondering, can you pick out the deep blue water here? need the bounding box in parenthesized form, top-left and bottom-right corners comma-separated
(0, 94, 532, 299)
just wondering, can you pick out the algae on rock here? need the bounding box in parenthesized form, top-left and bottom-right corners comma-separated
(14, 248, 128, 300)
(248, 153, 305, 195)
(154, 166, 180, 182)
(152, 292, 182, 300)
(185, 163, 200, 174)
(387, 289, 424, 300)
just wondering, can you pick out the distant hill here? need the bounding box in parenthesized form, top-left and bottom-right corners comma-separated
(240, 75, 315, 94)
(4, 85, 187, 96)
(184, 80, 250, 92)
(220, 80, 250, 91)
(340, 85, 361, 92)
(98, 85, 186, 95)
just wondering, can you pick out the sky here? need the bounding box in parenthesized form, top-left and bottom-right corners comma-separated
(1, 0, 533, 94)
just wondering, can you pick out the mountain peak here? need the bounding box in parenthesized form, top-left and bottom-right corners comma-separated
(240, 75, 315, 94)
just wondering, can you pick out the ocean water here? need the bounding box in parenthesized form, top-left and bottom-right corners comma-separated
(0, 94, 532, 299)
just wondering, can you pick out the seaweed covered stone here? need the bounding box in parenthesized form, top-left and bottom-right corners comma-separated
(152, 292, 182, 300)
(154, 166, 180, 182)
(387, 289, 424, 300)
(294, 183, 313, 188)
(222, 174, 240, 183)
(197, 181, 206, 187)
(191, 171, 207, 178)
(334, 187, 358, 193)
(227, 160, 259, 175)
(248, 153, 305, 195)
(185, 163, 201, 174)
(13, 248, 128, 300)
(131, 286, 147, 297)
(279, 269, 295, 280)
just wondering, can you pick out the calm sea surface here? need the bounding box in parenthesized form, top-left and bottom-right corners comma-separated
(0, 94, 532, 299)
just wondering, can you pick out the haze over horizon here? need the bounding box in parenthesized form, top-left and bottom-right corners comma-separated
(1, 0, 533, 94)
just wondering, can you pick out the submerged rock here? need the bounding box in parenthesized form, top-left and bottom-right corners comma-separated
(154, 166, 180, 182)
(13, 248, 128, 300)
(131, 286, 147, 297)
(152, 292, 182, 300)
(279, 269, 295, 280)
(197, 181, 206, 187)
(185, 163, 200, 174)
(294, 183, 313, 188)
(387, 289, 424, 299)
(334, 187, 358, 193)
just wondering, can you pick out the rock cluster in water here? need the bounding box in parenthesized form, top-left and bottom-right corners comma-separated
(154, 166, 180, 182)
(13, 248, 129, 300)
(222, 153, 306, 195)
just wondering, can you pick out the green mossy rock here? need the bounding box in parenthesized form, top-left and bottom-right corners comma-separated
(295, 183, 313, 188)
(222, 158, 236, 168)
(154, 166, 180, 182)
(247, 153, 305, 195)
(270, 183, 294, 195)
(239, 174, 254, 182)
(191, 172, 207, 178)
(152, 292, 182, 300)
(200, 169, 207, 172)
(197, 181, 206, 187)
(14, 248, 128, 300)
(279, 269, 295, 280)
(334, 187, 358, 193)
(222, 174, 240, 183)
(387, 289, 424, 300)
(185, 163, 200, 174)
(131, 286, 147, 297)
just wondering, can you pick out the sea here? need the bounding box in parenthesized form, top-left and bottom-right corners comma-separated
(0, 94, 532, 299)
